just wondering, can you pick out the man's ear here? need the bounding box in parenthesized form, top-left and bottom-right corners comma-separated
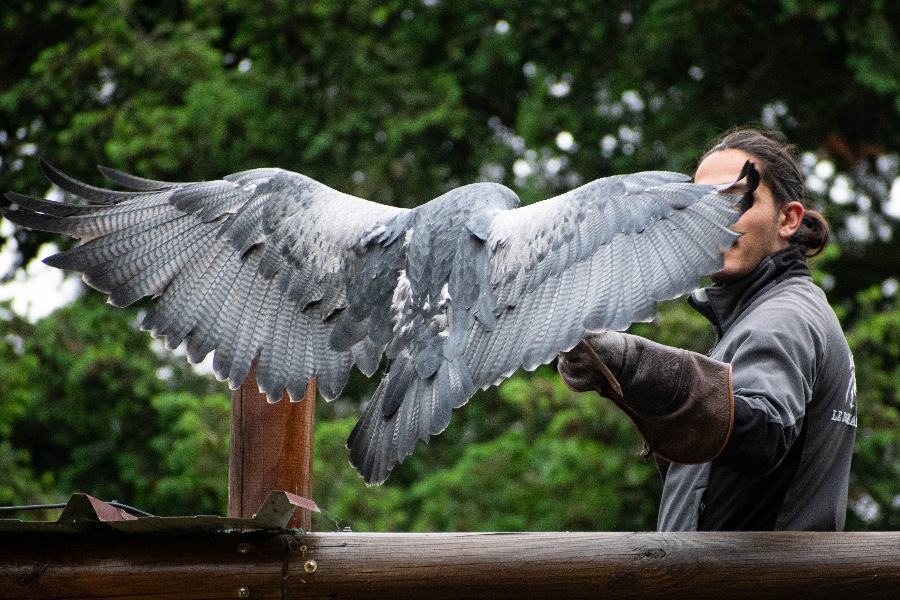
(779, 201, 804, 240)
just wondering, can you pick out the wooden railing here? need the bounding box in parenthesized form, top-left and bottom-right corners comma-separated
(3, 530, 900, 599)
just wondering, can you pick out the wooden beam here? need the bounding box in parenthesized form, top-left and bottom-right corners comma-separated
(0, 532, 284, 600)
(228, 360, 316, 531)
(3, 531, 900, 599)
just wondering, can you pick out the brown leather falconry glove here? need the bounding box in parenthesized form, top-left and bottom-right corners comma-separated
(558, 331, 734, 464)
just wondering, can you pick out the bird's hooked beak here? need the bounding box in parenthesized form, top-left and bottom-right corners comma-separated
(736, 160, 760, 215)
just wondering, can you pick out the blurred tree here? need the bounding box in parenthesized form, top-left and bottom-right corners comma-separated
(841, 282, 900, 530)
(1, 0, 899, 530)
(0, 293, 229, 516)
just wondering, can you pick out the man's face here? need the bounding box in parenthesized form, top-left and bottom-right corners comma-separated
(695, 149, 801, 284)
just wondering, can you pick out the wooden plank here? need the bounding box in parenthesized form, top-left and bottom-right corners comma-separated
(228, 360, 316, 531)
(3, 531, 900, 599)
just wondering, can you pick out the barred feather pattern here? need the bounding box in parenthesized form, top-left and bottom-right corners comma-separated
(2, 161, 405, 408)
(2, 161, 744, 486)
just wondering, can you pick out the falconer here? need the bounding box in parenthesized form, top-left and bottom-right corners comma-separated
(559, 128, 856, 531)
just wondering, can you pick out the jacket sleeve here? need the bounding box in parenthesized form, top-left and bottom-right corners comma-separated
(712, 304, 824, 477)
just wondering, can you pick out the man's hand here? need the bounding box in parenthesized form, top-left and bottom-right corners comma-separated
(557, 331, 735, 465)
(558, 331, 626, 396)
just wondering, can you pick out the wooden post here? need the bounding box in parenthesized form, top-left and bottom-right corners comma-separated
(228, 360, 316, 530)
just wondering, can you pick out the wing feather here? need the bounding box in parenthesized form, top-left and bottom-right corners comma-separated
(149, 235, 232, 351)
(97, 165, 180, 191)
(254, 291, 298, 398)
(464, 172, 741, 397)
(3, 164, 408, 404)
(194, 253, 247, 369)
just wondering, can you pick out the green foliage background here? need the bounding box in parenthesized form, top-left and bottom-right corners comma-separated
(1, 0, 899, 531)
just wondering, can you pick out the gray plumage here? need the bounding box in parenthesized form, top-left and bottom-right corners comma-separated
(2, 160, 743, 484)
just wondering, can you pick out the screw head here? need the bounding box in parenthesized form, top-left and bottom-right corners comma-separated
(237, 586, 250, 598)
(304, 560, 318, 574)
(237, 543, 251, 554)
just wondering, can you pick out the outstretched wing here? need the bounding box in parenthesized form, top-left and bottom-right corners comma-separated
(2, 160, 408, 402)
(471, 172, 742, 382)
(347, 171, 741, 484)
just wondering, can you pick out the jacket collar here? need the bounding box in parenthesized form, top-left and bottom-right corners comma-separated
(688, 245, 811, 338)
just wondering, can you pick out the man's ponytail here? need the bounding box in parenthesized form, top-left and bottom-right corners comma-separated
(791, 210, 830, 258)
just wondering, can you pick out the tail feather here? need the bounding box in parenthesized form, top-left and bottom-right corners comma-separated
(346, 356, 476, 485)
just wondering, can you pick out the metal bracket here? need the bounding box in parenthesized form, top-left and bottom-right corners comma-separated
(252, 490, 320, 529)
(57, 494, 140, 523)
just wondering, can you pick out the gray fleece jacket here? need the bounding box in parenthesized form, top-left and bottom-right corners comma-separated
(656, 246, 856, 531)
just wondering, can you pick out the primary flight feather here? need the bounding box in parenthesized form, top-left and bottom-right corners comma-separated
(2, 160, 743, 484)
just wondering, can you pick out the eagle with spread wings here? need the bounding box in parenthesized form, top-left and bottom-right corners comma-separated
(2, 160, 743, 484)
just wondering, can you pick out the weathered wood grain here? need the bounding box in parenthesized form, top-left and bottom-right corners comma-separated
(2, 531, 900, 599)
(289, 531, 900, 599)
